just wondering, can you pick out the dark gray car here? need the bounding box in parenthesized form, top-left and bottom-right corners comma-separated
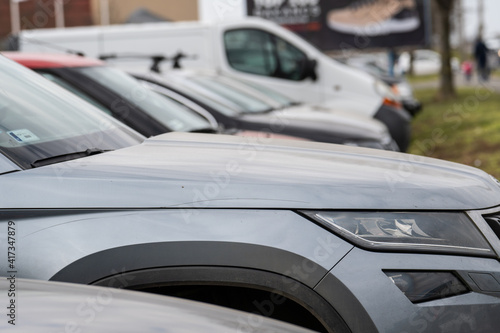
(1, 55, 500, 333)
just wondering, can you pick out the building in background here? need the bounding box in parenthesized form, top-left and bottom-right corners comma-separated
(88, 0, 197, 25)
(0, 0, 198, 49)
(1, 0, 92, 46)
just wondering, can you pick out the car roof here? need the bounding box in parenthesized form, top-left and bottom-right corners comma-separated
(1, 51, 104, 69)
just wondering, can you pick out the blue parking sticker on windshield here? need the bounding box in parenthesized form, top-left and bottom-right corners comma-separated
(8, 129, 40, 143)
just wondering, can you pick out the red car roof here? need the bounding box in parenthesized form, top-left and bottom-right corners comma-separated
(2, 52, 104, 69)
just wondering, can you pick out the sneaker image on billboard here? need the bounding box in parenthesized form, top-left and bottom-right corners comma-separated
(327, 0, 420, 36)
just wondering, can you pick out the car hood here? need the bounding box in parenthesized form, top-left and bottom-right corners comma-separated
(241, 107, 388, 142)
(1, 133, 500, 210)
(276, 105, 389, 136)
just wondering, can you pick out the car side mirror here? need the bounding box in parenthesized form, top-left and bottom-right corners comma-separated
(304, 58, 317, 81)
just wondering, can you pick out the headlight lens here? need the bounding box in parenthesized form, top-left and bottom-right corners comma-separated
(374, 79, 399, 100)
(300, 211, 494, 257)
(394, 81, 413, 98)
(375, 80, 402, 108)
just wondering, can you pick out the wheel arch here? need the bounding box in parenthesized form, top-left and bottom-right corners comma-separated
(50, 241, 351, 333)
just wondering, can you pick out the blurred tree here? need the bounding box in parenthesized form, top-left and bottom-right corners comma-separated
(434, 0, 456, 99)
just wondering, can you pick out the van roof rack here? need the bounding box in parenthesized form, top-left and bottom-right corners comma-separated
(98, 52, 197, 73)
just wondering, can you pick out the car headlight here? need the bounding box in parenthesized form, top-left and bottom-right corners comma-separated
(374, 80, 402, 108)
(394, 81, 413, 99)
(374, 79, 395, 98)
(300, 211, 494, 257)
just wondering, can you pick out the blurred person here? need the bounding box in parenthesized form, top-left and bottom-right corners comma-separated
(474, 36, 489, 82)
(461, 58, 473, 83)
(387, 48, 399, 77)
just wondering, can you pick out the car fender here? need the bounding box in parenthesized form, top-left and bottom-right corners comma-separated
(2, 209, 353, 286)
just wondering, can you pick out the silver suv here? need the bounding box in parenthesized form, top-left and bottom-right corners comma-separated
(1, 55, 500, 333)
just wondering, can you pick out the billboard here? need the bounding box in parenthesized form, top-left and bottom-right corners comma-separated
(246, 0, 430, 51)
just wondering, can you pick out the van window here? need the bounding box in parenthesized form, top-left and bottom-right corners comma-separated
(224, 29, 277, 76)
(224, 29, 308, 81)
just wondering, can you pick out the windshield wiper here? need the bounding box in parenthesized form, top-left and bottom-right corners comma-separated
(188, 127, 219, 134)
(31, 148, 111, 168)
(241, 107, 275, 115)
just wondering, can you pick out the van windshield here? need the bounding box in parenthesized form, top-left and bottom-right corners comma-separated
(0, 56, 143, 169)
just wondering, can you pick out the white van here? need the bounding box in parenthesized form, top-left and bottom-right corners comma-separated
(18, 17, 411, 150)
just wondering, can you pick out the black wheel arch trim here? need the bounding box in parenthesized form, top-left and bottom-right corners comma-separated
(49, 241, 352, 332)
(50, 241, 329, 288)
(98, 266, 351, 333)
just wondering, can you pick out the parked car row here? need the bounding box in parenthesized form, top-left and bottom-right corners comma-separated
(1, 49, 500, 333)
(18, 17, 413, 151)
(2, 14, 500, 333)
(2, 52, 400, 152)
(137, 68, 400, 150)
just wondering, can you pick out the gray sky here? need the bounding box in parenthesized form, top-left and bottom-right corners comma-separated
(463, 0, 500, 40)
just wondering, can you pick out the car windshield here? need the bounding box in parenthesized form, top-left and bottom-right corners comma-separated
(162, 76, 245, 117)
(0, 56, 143, 169)
(187, 76, 274, 114)
(74, 66, 213, 132)
(217, 76, 297, 108)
